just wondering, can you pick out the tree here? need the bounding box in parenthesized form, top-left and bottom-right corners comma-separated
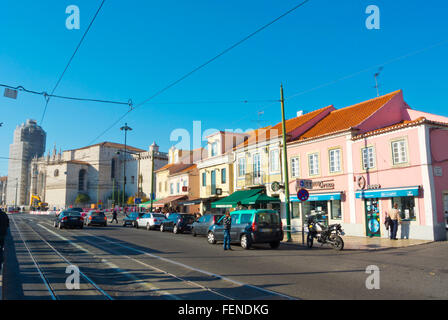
(75, 193, 91, 205)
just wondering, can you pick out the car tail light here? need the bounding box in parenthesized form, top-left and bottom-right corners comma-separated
(252, 222, 258, 232)
(62, 217, 68, 221)
(80, 217, 84, 221)
(104, 217, 107, 221)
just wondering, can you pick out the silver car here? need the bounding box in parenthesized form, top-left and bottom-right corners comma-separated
(137, 212, 166, 230)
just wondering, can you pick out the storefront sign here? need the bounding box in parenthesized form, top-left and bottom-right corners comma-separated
(312, 180, 335, 190)
(356, 186, 420, 199)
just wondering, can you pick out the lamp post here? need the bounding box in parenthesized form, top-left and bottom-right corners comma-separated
(120, 123, 132, 208)
(150, 147, 155, 212)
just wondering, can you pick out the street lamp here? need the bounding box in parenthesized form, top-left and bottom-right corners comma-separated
(120, 123, 132, 208)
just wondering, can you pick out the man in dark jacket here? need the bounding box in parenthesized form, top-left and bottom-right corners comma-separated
(0, 208, 9, 270)
(111, 207, 119, 224)
(223, 211, 232, 251)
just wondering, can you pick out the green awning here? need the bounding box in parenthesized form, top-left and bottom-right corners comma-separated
(240, 193, 281, 205)
(211, 189, 262, 208)
(138, 200, 159, 208)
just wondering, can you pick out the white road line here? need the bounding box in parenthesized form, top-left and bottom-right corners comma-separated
(37, 218, 296, 300)
(85, 233, 296, 300)
(10, 217, 57, 300)
(37, 224, 179, 300)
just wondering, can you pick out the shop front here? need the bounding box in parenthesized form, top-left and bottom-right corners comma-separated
(356, 186, 420, 238)
(290, 192, 343, 228)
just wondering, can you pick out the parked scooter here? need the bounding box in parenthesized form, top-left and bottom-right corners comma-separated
(306, 214, 345, 251)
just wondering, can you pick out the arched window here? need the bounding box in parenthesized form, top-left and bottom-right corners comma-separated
(54, 169, 59, 177)
(78, 169, 86, 191)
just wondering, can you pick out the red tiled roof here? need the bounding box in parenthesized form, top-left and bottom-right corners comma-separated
(298, 90, 401, 141)
(234, 105, 334, 150)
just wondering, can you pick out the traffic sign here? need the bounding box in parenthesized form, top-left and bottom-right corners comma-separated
(297, 188, 310, 202)
(134, 198, 142, 204)
(298, 179, 313, 190)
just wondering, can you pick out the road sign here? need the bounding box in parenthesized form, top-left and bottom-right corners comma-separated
(4, 88, 18, 99)
(134, 198, 142, 204)
(297, 188, 310, 202)
(298, 179, 313, 190)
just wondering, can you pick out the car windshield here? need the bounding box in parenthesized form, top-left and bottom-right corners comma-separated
(181, 214, 194, 221)
(256, 212, 280, 225)
(90, 212, 105, 217)
(66, 211, 81, 217)
(153, 214, 165, 218)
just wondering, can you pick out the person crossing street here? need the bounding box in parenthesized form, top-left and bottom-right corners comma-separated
(111, 207, 119, 224)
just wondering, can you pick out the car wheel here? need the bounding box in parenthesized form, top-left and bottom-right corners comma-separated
(160, 224, 165, 232)
(173, 225, 179, 234)
(306, 234, 314, 249)
(240, 234, 251, 250)
(269, 241, 280, 249)
(207, 232, 216, 244)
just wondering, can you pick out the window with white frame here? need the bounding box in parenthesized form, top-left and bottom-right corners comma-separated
(170, 183, 174, 194)
(211, 142, 218, 157)
(329, 148, 341, 173)
(176, 182, 180, 193)
(291, 157, 300, 178)
(238, 157, 246, 177)
(362, 147, 376, 170)
(269, 149, 280, 173)
(253, 153, 261, 177)
(391, 139, 407, 165)
(308, 153, 319, 176)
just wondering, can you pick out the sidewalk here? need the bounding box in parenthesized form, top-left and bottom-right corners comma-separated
(284, 232, 433, 251)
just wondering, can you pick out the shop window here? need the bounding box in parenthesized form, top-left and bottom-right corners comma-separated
(292, 202, 300, 219)
(392, 197, 416, 221)
(202, 172, 207, 187)
(302, 200, 328, 226)
(221, 168, 226, 184)
(331, 200, 342, 220)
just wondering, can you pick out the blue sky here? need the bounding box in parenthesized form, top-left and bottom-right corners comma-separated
(1, 0, 447, 176)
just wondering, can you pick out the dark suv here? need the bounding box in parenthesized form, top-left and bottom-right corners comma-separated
(191, 214, 224, 237)
(160, 213, 195, 234)
(207, 209, 283, 249)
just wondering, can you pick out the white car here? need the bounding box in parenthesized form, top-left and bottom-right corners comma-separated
(137, 213, 167, 230)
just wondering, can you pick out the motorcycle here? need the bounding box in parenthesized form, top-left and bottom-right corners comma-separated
(306, 215, 345, 251)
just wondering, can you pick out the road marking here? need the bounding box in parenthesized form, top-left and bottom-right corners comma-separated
(37, 224, 179, 300)
(37, 217, 296, 300)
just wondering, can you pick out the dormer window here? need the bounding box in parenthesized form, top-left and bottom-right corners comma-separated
(211, 142, 218, 157)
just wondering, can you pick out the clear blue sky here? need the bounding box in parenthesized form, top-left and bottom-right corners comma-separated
(1, 0, 447, 176)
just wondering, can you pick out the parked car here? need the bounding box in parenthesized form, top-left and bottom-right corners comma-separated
(123, 212, 142, 228)
(445, 211, 448, 229)
(85, 211, 108, 227)
(160, 213, 195, 234)
(53, 210, 84, 229)
(191, 214, 224, 237)
(207, 209, 283, 249)
(137, 212, 167, 230)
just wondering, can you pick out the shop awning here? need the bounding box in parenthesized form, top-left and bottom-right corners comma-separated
(240, 193, 280, 205)
(291, 192, 342, 202)
(211, 189, 262, 208)
(356, 186, 420, 199)
(138, 200, 159, 208)
(152, 195, 187, 208)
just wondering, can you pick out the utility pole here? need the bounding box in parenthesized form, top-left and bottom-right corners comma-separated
(150, 147, 155, 212)
(120, 123, 132, 209)
(280, 84, 292, 242)
(112, 177, 115, 208)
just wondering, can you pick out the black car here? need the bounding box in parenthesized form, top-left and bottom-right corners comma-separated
(85, 211, 107, 227)
(191, 214, 224, 237)
(123, 212, 142, 227)
(160, 213, 195, 234)
(207, 209, 283, 249)
(53, 210, 84, 229)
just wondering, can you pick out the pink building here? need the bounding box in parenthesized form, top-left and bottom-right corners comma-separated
(286, 90, 448, 241)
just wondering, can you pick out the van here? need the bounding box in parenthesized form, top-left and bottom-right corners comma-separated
(207, 209, 283, 249)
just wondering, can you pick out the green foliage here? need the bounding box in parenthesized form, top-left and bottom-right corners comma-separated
(75, 193, 91, 205)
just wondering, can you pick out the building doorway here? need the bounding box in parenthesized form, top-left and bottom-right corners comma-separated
(365, 198, 381, 237)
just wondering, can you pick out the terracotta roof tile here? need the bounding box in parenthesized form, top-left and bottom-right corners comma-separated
(299, 90, 401, 141)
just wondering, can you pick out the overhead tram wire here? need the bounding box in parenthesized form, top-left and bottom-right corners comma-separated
(88, 0, 312, 145)
(0, 83, 132, 107)
(40, 0, 107, 126)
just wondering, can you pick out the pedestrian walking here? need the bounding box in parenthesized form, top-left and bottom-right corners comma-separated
(387, 203, 402, 240)
(111, 207, 119, 224)
(223, 211, 232, 251)
(0, 208, 10, 271)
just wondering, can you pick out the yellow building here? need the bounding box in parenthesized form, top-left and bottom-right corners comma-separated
(196, 131, 250, 213)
